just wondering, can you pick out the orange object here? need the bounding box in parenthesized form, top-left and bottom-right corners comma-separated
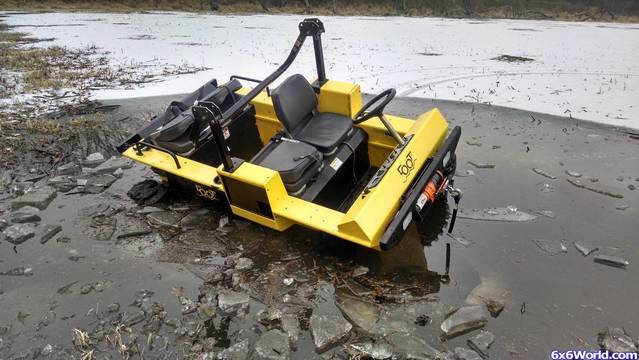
(423, 170, 444, 203)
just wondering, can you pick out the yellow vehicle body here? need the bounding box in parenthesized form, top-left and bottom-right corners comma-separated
(123, 79, 450, 250)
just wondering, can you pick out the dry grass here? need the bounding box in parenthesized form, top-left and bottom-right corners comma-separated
(25, 119, 62, 134)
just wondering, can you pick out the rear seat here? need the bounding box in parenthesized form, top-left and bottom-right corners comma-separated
(149, 79, 242, 155)
(251, 138, 323, 196)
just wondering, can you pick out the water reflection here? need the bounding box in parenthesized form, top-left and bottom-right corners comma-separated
(354, 200, 452, 295)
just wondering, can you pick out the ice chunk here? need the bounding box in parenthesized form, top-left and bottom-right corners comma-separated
(37, 224, 62, 244)
(218, 290, 249, 314)
(336, 295, 383, 333)
(532, 239, 565, 255)
(57, 162, 79, 175)
(454, 347, 482, 360)
(597, 327, 638, 353)
(594, 255, 629, 268)
(536, 210, 556, 219)
(467, 161, 495, 169)
(385, 332, 441, 359)
(10, 186, 57, 210)
(458, 207, 536, 222)
(217, 339, 249, 360)
(467, 330, 495, 359)
(10, 205, 41, 223)
(281, 314, 300, 345)
(440, 305, 488, 338)
(532, 168, 556, 179)
(254, 330, 289, 360)
(83, 152, 105, 167)
(309, 314, 352, 352)
(351, 266, 369, 277)
(2, 223, 36, 244)
(350, 341, 393, 359)
(88, 156, 133, 175)
(573, 241, 598, 257)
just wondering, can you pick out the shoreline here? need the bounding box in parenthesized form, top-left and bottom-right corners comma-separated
(1, 6, 638, 24)
(100, 92, 639, 135)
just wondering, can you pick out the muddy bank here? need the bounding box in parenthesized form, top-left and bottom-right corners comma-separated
(0, 95, 637, 359)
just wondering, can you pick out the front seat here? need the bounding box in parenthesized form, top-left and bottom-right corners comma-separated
(271, 74, 353, 155)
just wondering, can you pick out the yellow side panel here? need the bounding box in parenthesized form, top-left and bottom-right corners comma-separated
(122, 147, 223, 192)
(271, 197, 375, 249)
(217, 162, 294, 231)
(338, 109, 449, 248)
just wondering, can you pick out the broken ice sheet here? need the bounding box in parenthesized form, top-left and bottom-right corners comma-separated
(336, 295, 384, 334)
(447, 233, 474, 247)
(593, 254, 629, 268)
(532, 239, 566, 255)
(573, 241, 598, 257)
(385, 331, 441, 359)
(458, 206, 536, 222)
(535, 210, 556, 219)
(538, 182, 555, 193)
(532, 167, 557, 179)
(455, 169, 475, 177)
(350, 340, 393, 360)
(440, 305, 488, 338)
(468, 330, 495, 359)
(454, 347, 483, 360)
(467, 161, 495, 169)
(597, 327, 638, 353)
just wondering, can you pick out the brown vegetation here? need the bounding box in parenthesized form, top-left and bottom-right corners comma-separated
(0, 0, 637, 21)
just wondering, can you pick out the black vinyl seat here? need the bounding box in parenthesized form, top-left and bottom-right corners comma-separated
(150, 79, 242, 155)
(272, 74, 353, 154)
(251, 138, 323, 195)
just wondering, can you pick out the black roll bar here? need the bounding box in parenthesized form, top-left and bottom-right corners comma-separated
(211, 18, 327, 172)
(220, 18, 326, 129)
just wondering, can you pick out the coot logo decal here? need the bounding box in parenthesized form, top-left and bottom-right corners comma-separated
(397, 151, 415, 182)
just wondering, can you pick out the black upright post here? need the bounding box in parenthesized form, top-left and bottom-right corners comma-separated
(313, 33, 327, 89)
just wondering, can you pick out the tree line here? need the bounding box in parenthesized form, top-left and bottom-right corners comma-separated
(6, 0, 639, 19)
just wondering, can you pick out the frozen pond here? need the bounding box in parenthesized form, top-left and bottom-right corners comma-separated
(3, 12, 639, 129)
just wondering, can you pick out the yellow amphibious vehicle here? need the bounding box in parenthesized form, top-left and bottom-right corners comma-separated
(118, 19, 462, 251)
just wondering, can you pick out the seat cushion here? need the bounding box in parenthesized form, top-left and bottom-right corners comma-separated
(271, 74, 318, 134)
(294, 112, 353, 154)
(252, 138, 322, 194)
(154, 112, 194, 142)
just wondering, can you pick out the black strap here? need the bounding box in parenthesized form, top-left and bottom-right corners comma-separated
(342, 142, 357, 184)
(447, 193, 460, 233)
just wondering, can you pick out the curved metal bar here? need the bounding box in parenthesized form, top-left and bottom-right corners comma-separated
(230, 75, 271, 96)
(221, 33, 307, 127)
(134, 141, 181, 169)
(221, 19, 325, 128)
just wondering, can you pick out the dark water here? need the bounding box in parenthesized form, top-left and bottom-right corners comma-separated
(0, 95, 637, 358)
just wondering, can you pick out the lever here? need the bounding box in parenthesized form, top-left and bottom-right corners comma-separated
(378, 114, 405, 146)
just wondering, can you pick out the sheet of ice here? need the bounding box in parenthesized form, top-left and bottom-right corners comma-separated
(3, 12, 638, 129)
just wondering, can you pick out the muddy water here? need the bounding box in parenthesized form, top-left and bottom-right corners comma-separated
(1, 95, 637, 358)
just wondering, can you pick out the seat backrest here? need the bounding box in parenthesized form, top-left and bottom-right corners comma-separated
(271, 74, 317, 135)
